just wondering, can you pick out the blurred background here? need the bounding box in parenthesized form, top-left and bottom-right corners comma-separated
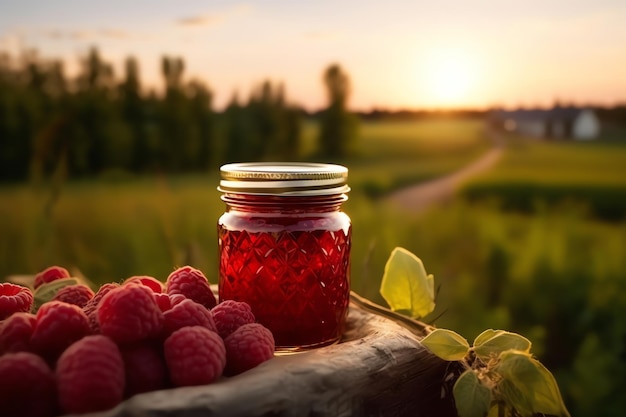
(1, 1, 625, 415)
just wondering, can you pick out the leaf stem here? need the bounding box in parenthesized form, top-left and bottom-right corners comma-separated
(350, 291, 434, 337)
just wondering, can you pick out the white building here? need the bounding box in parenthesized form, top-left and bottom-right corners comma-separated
(490, 107, 601, 140)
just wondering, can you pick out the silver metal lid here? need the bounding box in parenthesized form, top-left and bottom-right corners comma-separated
(218, 162, 350, 196)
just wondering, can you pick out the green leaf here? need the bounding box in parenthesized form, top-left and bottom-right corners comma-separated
(473, 329, 502, 347)
(421, 328, 470, 361)
(379, 247, 435, 318)
(496, 350, 571, 417)
(486, 405, 500, 417)
(453, 370, 492, 417)
(473, 330, 532, 360)
(498, 379, 533, 417)
(32, 278, 79, 312)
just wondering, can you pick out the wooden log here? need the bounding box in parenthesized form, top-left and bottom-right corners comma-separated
(74, 294, 458, 417)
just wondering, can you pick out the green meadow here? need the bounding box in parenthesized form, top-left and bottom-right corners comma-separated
(0, 117, 487, 283)
(2, 117, 626, 416)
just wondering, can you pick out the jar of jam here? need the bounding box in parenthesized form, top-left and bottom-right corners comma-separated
(217, 162, 351, 351)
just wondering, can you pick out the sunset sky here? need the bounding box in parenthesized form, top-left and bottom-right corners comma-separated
(1, 0, 625, 111)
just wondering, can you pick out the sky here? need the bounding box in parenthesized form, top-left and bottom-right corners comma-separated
(1, 0, 625, 111)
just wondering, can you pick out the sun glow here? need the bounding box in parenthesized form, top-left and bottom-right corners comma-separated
(421, 47, 479, 107)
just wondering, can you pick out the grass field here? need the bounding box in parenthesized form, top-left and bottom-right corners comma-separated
(0, 117, 489, 283)
(462, 132, 626, 219)
(304, 117, 490, 197)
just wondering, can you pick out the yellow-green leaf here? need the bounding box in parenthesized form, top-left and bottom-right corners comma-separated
(379, 247, 435, 318)
(498, 379, 533, 417)
(453, 370, 492, 417)
(473, 330, 532, 360)
(496, 350, 571, 417)
(421, 328, 470, 361)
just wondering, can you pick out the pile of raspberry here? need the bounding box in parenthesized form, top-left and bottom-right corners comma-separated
(0, 265, 275, 417)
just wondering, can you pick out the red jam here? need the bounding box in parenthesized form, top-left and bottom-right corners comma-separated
(217, 163, 351, 350)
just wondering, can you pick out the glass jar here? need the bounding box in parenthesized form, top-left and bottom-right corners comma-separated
(217, 162, 352, 351)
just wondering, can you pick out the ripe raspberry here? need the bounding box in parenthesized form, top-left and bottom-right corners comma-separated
(31, 301, 90, 361)
(0, 282, 34, 320)
(164, 326, 226, 387)
(83, 282, 120, 333)
(224, 323, 275, 376)
(120, 342, 168, 397)
(97, 284, 164, 344)
(34, 265, 70, 289)
(56, 335, 124, 414)
(155, 292, 173, 312)
(166, 266, 217, 309)
(0, 312, 36, 354)
(212, 300, 256, 339)
(163, 298, 217, 337)
(0, 352, 57, 417)
(52, 284, 94, 308)
(123, 275, 164, 293)
(169, 293, 187, 306)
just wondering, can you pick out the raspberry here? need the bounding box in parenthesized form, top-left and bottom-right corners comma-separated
(166, 266, 217, 309)
(52, 284, 94, 308)
(0, 282, 34, 320)
(224, 323, 275, 376)
(83, 282, 120, 333)
(120, 342, 168, 397)
(56, 335, 124, 414)
(164, 326, 226, 387)
(163, 298, 217, 337)
(212, 300, 256, 339)
(123, 275, 164, 293)
(34, 265, 70, 289)
(97, 284, 164, 344)
(155, 292, 173, 312)
(0, 352, 57, 417)
(169, 293, 187, 306)
(0, 312, 36, 354)
(31, 301, 90, 361)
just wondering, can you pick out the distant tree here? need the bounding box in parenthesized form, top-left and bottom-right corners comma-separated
(73, 47, 126, 174)
(243, 80, 303, 161)
(160, 55, 191, 171)
(78, 47, 115, 92)
(223, 91, 267, 162)
(186, 79, 214, 169)
(318, 64, 357, 159)
(119, 56, 149, 172)
(0, 46, 305, 180)
(283, 106, 302, 160)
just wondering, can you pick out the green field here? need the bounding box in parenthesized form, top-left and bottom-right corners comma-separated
(2, 118, 626, 416)
(305, 117, 489, 196)
(463, 133, 626, 219)
(0, 117, 488, 283)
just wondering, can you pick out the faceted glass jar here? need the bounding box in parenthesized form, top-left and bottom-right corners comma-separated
(217, 163, 351, 351)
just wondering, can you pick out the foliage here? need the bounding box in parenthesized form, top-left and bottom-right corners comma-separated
(380, 247, 434, 319)
(380, 248, 569, 417)
(352, 198, 626, 417)
(0, 47, 322, 183)
(318, 63, 358, 159)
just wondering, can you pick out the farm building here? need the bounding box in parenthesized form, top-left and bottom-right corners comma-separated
(489, 106, 600, 140)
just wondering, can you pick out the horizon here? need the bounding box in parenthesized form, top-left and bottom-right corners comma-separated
(2, 0, 626, 112)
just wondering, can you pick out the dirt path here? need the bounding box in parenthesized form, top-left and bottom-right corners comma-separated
(387, 134, 504, 212)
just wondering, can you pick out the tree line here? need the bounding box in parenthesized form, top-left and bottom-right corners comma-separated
(0, 47, 356, 182)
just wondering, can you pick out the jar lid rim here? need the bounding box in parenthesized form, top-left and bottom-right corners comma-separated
(219, 162, 349, 196)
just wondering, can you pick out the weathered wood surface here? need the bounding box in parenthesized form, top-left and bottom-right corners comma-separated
(75, 294, 457, 417)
